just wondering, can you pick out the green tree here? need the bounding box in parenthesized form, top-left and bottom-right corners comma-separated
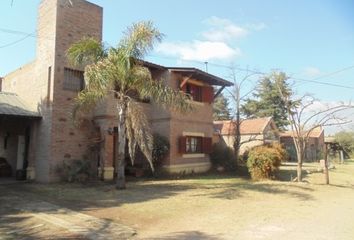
(67, 21, 191, 189)
(334, 131, 354, 156)
(241, 71, 292, 130)
(213, 93, 231, 120)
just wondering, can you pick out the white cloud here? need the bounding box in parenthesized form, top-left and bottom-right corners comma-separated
(304, 67, 322, 78)
(202, 16, 248, 42)
(156, 41, 241, 62)
(155, 16, 266, 62)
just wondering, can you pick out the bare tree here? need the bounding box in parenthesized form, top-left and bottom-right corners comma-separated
(226, 66, 260, 163)
(278, 91, 353, 183)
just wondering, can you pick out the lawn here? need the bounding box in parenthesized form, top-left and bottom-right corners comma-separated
(1, 161, 354, 239)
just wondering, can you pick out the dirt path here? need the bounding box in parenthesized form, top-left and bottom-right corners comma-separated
(0, 190, 136, 240)
(1, 161, 354, 239)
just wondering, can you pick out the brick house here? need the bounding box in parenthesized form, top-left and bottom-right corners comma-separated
(213, 117, 280, 155)
(0, 0, 232, 182)
(279, 127, 325, 162)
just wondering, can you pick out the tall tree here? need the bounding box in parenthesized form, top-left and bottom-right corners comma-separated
(67, 21, 191, 189)
(241, 71, 292, 130)
(278, 91, 353, 183)
(213, 93, 231, 120)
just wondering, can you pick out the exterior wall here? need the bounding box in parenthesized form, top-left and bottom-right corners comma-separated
(95, 69, 214, 174)
(220, 134, 264, 155)
(49, 0, 103, 181)
(2, 0, 103, 182)
(218, 122, 279, 155)
(164, 72, 213, 173)
(280, 132, 325, 162)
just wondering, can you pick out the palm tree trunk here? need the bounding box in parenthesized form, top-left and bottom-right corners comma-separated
(116, 102, 127, 189)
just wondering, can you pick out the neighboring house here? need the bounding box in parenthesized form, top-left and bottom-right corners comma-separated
(279, 127, 325, 162)
(0, 0, 232, 182)
(213, 117, 280, 155)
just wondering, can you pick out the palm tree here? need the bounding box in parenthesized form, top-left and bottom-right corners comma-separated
(67, 21, 191, 189)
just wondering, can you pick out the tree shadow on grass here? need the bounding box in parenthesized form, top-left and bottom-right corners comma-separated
(1, 173, 315, 215)
(138, 231, 222, 240)
(0, 208, 87, 239)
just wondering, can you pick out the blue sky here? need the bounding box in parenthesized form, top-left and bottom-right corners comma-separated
(0, 0, 353, 131)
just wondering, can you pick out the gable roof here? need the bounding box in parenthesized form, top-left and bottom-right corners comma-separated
(280, 127, 324, 138)
(214, 117, 275, 135)
(0, 92, 41, 118)
(168, 67, 233, 87)
(139, 60, 233, 87)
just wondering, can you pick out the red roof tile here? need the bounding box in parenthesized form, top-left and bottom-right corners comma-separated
(214, 117, 273, 135)
(279, 127, 323, 138)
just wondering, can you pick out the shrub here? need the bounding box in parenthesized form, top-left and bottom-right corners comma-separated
(210, 142, 236, 171)
(57, 159, 95, 182)
(246, 143, 286, 180)
(269, 142, 289, 161)
(152, 133, 170, 169)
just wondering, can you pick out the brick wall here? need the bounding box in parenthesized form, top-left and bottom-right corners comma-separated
(48, 0, 103, 181)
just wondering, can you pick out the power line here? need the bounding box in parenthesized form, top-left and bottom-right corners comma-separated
(1, 26, 353, 90)
(312, 65, 354, 81)
(149, 54, 354, 90)
(0, 32, 34, 48)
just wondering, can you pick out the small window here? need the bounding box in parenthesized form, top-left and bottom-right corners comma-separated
(186, 136, 202, 153)
(63, 68, 85, 91)
(185, 83, 202, 102)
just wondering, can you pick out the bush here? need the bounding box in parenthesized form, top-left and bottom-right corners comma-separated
(152, 133, 170, 169)
(246, 143, 286, 180)
(57, 159, 95, 182)
(269, 142, 289, 161)
(210, 142, 236, 171)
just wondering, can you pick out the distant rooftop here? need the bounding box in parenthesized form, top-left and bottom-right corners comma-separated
(214, 117, 274, 135)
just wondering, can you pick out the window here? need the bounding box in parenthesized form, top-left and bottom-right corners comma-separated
(185, 83, 202, 102)
(180, 81, 214, 103)
(186, 136, 203, 153)
(63, 68, 85, 91)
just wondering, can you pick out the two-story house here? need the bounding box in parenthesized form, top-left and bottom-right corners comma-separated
(0, 0, 232, 182)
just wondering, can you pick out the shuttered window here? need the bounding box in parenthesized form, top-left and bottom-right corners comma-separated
(186, 83, 202, 102)
(202, 86, 214, 104)
(63, 68, 85, 91)
(179, 136, 213, 154)
(180, 82, 214, 103)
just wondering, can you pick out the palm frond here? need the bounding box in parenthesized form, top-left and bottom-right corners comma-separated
(131, 66, 192, 112)
(125, 99, 154, 170)
(119, 21, 163, 61)
(72, 61, 116, 120)
(67, 37, 106, 67)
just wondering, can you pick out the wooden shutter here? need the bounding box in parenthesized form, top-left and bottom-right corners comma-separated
(202, 86, 214, 103)
(179, 136, 187, 153)
(202, 137, 212, 154)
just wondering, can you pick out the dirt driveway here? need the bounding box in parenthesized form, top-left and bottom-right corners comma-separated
(1, 161, 354, 239)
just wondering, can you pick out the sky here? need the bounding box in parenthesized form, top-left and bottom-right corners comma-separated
(0, 0, 353, 132)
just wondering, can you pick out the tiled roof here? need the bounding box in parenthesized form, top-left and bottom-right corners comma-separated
(214, 117, 273, 135)
(279, 127, 323, 138)
(0, 92, 41, 118)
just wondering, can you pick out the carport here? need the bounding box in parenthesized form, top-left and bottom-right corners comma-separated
(0, 92, 41, 180)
